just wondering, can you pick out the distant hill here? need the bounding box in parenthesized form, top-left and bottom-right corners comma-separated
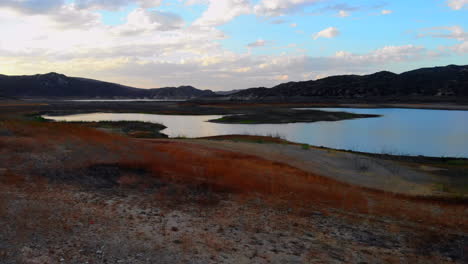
(215, 89, 243, 95)
(228, 65, 468, 100)
(0, 72, 215, 99)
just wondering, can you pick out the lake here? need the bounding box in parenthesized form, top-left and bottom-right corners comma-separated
(43, 108, 468, 158)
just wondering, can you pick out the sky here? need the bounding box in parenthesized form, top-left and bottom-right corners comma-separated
(0, 0, 467, 91)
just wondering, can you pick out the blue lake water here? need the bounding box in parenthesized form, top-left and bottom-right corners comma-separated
(43, 108, 468, 158)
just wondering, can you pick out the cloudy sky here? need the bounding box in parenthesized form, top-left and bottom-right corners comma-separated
(0, 0, 467, 90)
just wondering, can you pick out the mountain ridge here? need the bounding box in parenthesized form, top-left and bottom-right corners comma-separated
(1, 64, 467, 100)
(0, 72, 215, 99)
(228, 64, 468, 100)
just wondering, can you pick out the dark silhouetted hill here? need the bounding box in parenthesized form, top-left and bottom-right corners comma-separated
(0, 72, 215, 99)
(229, 65, 468, 100)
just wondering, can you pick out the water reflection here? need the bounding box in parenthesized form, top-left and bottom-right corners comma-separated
(44, 108, 468, 157)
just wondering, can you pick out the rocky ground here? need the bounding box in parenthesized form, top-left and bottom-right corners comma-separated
(1, 181, 466, 264)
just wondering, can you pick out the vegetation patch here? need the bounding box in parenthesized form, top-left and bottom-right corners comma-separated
(445, 159, 468, 166)
(39, 117, 169, 139)
(208, 109, 379, 124)
(200, 134, 292, 145)
(80, 121, 168, 138)
(301, 144, 310, 150)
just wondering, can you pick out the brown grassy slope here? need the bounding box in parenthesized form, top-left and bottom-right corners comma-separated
(0, 121, 467, 231)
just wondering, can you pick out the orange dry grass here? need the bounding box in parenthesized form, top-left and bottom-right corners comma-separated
(3, 120, 123, 144)
(136, 140, 468, 231)
(2, 120, 132, 162)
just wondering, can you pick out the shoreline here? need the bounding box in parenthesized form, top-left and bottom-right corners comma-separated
(198, 134, 468, 160)
(3, 97, 468, 111)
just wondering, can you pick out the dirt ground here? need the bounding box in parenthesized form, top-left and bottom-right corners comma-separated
(1, 182, 466, 264)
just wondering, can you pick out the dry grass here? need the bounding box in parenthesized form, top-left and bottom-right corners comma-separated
(135, 140, 468, 231)
(1, 120, 467, 232)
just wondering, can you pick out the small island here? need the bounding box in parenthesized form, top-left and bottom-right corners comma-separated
(209, 109, 380, 124)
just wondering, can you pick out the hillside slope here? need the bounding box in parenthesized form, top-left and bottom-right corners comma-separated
(229, 65, 468, 100)
(0, 72, 215, 99)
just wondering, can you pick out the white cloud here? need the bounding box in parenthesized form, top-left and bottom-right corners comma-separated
(137, 0, 164, 8)
(275, 75, 289, 81)
(270, 18, 286, 24)
(334, 45, 426, 63)
(1, 0, 164, 12)
(74, 0, 129, 10)
(247, 39, 267, 48)
(52, 4, 102, 29)
(192, 0, 250, 27)
(0, 0, 64, 14)
(381, 9, 393, 15)
(0, 6, 222, 60)
(0, 1, 166, 30)
(338, 10, 350, 17)
(290, 23, 297, 27)
(418, 26, 468, 54)
(254, 0, 321, 16)
(0, 3, 101, 29)
(233, 67, 252, 73)
(447, 0, 468, 10)
(313, 27, 340, 40)
(419, 26, 468, 41)
(185, 0, 209, 5)
(190, 0, 357, 23)
(447, 26, 468, 40)
(452, 41, 468, 53)
(74, 0, 163, 10)
(115, 8, 184, 35)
